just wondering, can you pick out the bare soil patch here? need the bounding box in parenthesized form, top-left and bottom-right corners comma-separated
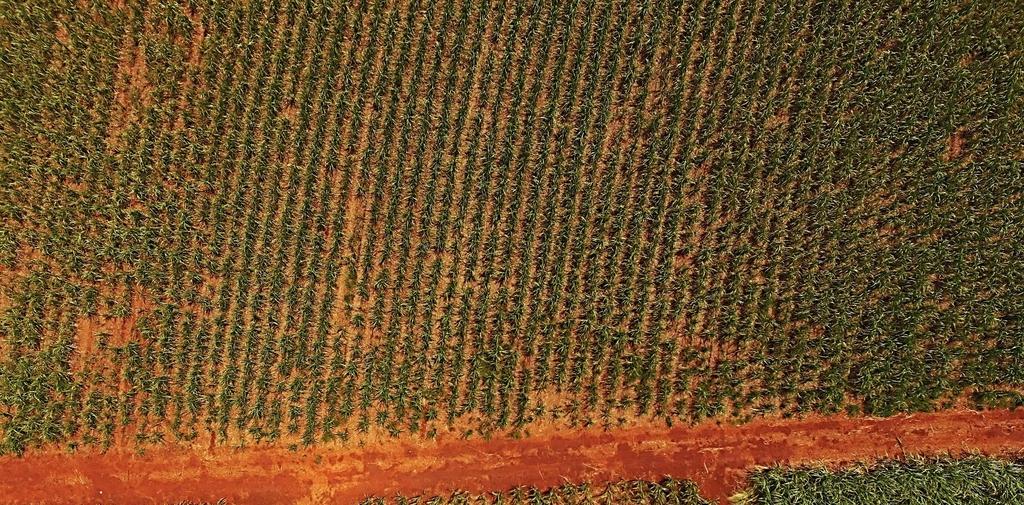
(0, 409, 1021, 504)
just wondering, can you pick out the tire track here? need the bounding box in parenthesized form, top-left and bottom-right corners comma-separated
(0, 408, 1021, 504)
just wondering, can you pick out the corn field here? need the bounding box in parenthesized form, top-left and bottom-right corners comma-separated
(736, 456, 1024, 505)
(0, 0, 1022, 454)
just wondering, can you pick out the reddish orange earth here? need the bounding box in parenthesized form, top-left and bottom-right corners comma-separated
(1, 409, 1022, 504)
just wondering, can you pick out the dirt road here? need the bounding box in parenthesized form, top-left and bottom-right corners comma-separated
(1, 409, 1021, 504)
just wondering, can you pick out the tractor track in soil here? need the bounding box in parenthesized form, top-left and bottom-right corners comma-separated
(0, 408, 1022, 504)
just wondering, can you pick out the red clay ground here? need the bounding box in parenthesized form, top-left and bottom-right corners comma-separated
(0, 409, 1022, 504)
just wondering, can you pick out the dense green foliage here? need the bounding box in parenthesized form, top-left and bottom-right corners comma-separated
(0, 0, 1021, 454)
(361, 479, 711, 505)
(736, 456, 1024, 505)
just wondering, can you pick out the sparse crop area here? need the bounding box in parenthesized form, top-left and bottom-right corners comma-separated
(362, 479, 712, 505)
(1, 0, 1022, 502)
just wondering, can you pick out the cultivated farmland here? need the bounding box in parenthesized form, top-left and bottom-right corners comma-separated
(360, 456, 1024, 504)
(0, 0, 1022, 501)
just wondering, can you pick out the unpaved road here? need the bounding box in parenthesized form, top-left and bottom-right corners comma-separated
(0, 409, 1021, 504)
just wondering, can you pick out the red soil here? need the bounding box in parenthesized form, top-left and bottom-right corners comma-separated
(0, 409, 1021, 504)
